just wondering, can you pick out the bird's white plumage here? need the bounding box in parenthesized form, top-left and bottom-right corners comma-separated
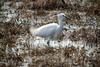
(30, 23, 58, 37)
(30, 13, 66, 40)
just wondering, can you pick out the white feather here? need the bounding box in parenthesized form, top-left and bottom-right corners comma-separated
(30, 13, 66, 39)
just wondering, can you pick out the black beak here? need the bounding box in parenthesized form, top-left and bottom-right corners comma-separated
(65, 16, 70, 20)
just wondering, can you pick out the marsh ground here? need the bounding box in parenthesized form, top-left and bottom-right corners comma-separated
(0, 0, 100, 67)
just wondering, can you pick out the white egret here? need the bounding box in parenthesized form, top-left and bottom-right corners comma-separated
(30, 13, 68, 45)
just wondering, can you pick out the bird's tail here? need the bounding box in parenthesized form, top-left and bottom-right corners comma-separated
(29, 26, 36, 36)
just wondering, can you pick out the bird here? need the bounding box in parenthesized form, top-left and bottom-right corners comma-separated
(30, 13, 68, 45)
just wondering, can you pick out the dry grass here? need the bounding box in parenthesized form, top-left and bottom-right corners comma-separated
(69, 27, 98, 43)
(0, 20, 100, 67)
(0, 0, 100, 67)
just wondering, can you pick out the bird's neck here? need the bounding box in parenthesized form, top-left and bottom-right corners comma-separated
(58, 20, 65, 28)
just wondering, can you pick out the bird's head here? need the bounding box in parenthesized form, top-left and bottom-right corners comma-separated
(57, 13, 69, 21)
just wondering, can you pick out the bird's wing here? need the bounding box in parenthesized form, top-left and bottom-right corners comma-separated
(33, 23, 58, 37)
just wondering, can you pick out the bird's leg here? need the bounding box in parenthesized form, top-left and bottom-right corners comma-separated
(47, 40, 50, 46)
(68, 24, 71, 29)
(58, 40, 61, 42)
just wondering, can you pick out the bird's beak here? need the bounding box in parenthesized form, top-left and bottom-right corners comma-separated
(65, 16, 70, 20)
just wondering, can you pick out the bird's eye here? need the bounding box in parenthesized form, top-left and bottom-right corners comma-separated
(63, 15, 66, 17)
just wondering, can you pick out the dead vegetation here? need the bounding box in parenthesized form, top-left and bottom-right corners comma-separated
(69, 27, 98, 43)
(3, 0, 100, 16)
(0, 0, 100, 67)
(0, 19, 100, 67)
